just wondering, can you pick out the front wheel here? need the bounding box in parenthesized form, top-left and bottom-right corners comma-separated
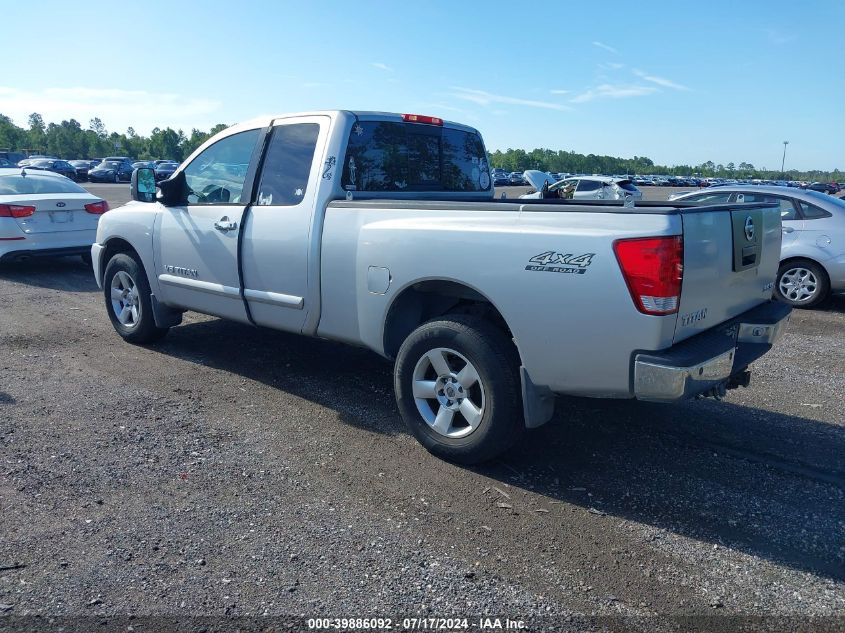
(775, 259, 829, 308)
(103, 252, 169, 343)
(394, 315, 524, 464)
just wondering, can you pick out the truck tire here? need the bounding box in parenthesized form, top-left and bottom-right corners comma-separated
(394, 315, 524, 464)
(103, 252, 169, 344)
(775, 259, 829, 308)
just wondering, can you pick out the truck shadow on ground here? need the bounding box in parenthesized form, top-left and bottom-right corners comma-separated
(0, 257, 98, 293)
(157, 317, 845, 583)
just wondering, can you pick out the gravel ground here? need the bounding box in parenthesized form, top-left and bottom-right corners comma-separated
(1, 186, 844, 631)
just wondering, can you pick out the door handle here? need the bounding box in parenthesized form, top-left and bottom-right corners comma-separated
(214, 216, 237, 232)
(782, 226, 795, 233)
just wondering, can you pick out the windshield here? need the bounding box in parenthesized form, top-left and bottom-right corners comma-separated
(31, 160, 53, 167)
(99, 161, 121, 168)
(616, 180, 639, 192)
(342, 121, 490, 192)
(0, 174, 87, 195)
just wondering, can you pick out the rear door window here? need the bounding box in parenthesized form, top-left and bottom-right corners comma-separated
(255, 123, 320, 206)
(342, 121, 490, 192)
(797, 201, 832, 219)
(576, 180, 601, 192)
(732, 192, 799, 220)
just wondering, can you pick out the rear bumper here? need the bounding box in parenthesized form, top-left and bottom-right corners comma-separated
(633, 301, 791, 401)
(0, 245, 91, 263)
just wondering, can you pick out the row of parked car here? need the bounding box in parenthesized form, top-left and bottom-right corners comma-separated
(631, 175, 843, 193)
(0, 155, 180, 183)
(489, 168, 843, 195)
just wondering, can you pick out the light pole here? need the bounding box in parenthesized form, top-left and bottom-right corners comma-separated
(781, 141, 789, 178)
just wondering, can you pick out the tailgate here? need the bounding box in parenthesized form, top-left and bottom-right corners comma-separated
(674, 202, 781, 343)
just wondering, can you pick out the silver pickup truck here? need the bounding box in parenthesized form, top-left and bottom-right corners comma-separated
(92, 111, 790, 463)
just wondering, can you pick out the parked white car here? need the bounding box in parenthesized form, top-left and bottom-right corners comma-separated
(672, 186, 845, 307)
(520, 172, 643, 201)
(0, 168, 108, 263)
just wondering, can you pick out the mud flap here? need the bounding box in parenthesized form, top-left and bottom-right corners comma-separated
(520, 366, 556, 428)
(151, 294, 183, 329)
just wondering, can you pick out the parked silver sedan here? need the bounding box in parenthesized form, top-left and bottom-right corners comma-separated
(673, 186, 845, 307)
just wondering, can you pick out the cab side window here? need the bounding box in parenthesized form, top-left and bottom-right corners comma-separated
(183, 129, 260, 205)
(255, 123, 320, 206)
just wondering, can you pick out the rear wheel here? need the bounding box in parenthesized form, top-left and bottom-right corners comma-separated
(103, 253, 169, 343)
(776, 259, 829, 308)
(394, 315, 524, 464)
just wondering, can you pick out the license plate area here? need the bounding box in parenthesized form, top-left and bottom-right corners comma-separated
(49, 211, 73, 224)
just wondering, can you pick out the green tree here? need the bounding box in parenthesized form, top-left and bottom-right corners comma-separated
(27, 113, 46, 152)
(0, 114, 26, 150)
(148, 127, 185, 161)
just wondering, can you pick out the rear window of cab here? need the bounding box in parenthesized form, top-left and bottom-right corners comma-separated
(342, 121, 490, 193)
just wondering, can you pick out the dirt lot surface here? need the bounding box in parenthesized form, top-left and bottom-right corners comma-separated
(0, 185, 844, 631)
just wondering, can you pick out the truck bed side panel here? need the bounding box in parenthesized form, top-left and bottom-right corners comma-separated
(319, 204, 682, 398)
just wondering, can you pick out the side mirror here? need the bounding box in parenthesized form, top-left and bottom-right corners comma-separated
(130, 167, 157, 203)
(157, 170, 187, 206)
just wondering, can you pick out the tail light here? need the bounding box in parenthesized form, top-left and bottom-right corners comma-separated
(0, 204, 35, 218)
(401, 114, 443, 125)
(84, 200, 109, 214)
(613, 236, 683, 315)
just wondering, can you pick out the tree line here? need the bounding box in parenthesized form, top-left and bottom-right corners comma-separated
(1, 113, 840, 181)
(489, 148, 842, 182)
(0, 113, 229, 161)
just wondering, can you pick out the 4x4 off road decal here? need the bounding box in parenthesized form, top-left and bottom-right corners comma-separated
(526, 251, 594, 274)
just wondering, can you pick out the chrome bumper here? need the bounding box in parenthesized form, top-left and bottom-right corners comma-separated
(633, 301, 791, 401)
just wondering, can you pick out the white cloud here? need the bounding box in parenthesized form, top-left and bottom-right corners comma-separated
(451, 87, 571, 111)
(0, 86, 222, 135)
(549, 89, 570, 95)
(569, 84, 658, 103)
(598, 62, 625, 71)
(592, 41, 618, 54)
(371, 62, 393, 72)
(633, 69, 690, 91)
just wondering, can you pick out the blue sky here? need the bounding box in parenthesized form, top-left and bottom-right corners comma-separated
(1, 1, 843, 170)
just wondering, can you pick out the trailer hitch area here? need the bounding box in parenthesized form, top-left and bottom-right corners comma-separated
(696, 370, 752, 401)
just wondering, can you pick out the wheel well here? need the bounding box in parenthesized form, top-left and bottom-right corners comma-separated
(382, 280, 514, 360)
(779, 256, 830, 281)
(101, 238, 140, 272)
